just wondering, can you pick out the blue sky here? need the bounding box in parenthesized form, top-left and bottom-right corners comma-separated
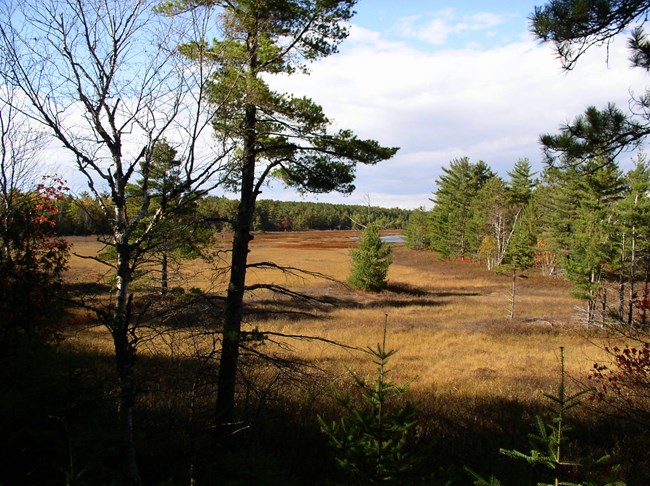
(262, 1, 648, 209)
(46, 1, 647, 209)
(352, 1, 535, 49)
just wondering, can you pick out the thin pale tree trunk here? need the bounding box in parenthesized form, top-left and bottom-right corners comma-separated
(160, 252, 168, 296)
(587, 270, 596, 326)
(628, 228, 637, 326)
(643, 262, 649, 328)
(619, 233, 626, 321)
(112, 239, 141, 486)
(510, 265, 517, 319)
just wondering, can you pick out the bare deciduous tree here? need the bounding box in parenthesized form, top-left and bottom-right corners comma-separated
(0, 1, 227, 483)
(0, 85, 47, 263)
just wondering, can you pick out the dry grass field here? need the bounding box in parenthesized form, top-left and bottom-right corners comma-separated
(64, 230, 604, 399)
(59, 230, 642, 484)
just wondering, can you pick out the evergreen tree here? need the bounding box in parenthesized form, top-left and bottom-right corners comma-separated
(506, 201, 539, 271)
(163, 0, 398, 426)
(319, 318, 419, 484)
(468, 348, 625, 486)
(531, 1, 650, 161)
(508, 158, 536, 207)
(127, 140, 213, 295)
(545, 157, 625, 324)
(504, 159, 540, 317)
(613, 153, 650, 325)
(404, 207, 429, 250)
(531, 0, 650, 70)
(504, 158, 539, 269)
(428, 157, 494, 259)
(349, 224, 392, 292)
(499, 162, 539, 317)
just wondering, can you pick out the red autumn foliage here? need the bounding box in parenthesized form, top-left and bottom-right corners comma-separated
(589, 341, 650, 425)
(0, 176, 71, 345)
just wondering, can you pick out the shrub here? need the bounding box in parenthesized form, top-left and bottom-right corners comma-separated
(0, 176, 70, 346)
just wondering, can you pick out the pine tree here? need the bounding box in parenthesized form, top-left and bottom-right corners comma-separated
(467, 348, 625, 486)
(404, 207, 429, 250)
(508, 158, 536, 207)
(349, 224, 392, 292)
(428, 157, 494, 259)
(506, 159, 541, 270)
(545, 158, 625, 324)
(505, 164, 540, 317)
(126, 140, 213, 295)
(531, 1, 650, 159)
(162, 0, 399, 426)
(613, 154, 650, 325)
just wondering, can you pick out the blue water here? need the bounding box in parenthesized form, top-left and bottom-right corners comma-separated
(380, 235, 405, 243)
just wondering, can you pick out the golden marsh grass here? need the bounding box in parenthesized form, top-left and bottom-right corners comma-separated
(64, 230, 610, 411)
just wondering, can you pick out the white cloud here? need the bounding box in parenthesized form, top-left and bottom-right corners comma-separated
(267, 25, 648, 209)
(393, 9, 506, 45)
(53, 18, 648, 211)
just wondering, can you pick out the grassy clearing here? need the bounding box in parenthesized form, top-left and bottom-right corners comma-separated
(59, 230, 645, 484)
(61, 230, 609, 413)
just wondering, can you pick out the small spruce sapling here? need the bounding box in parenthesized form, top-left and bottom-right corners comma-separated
(348, 224, 392, 292)
(467, 347, 624, 486)
(318, 315, 419, 484)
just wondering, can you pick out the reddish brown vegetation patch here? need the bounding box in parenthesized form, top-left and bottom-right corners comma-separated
(250, 230, 402, 250)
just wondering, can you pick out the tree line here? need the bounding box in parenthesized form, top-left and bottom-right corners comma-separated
(51, 193, 410, 236)
(406, 153, 650, 327)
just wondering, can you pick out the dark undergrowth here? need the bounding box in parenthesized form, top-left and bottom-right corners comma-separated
(2, 334, 648, 486)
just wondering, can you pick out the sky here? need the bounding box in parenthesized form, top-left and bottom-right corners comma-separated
(259, 0, 649, 209)
(45, 1, 648, 210)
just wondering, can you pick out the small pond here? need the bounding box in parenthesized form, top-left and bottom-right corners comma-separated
(380, 235, 405, 243)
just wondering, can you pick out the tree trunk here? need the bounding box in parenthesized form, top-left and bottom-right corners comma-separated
(215, 100, 257, 430)
(113, 326, 140, 486)
(214, 25, 261, 433)
(628, 227, 637, 326)
(112, 240, 141, 486)
(619, 233, 625, 321)
(510, 266, 516, 319)
(160, 252, 168, 296)
(643, 262, 649, 328)
(602, 287, 607, 328)
(587, 270, 596, 326)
